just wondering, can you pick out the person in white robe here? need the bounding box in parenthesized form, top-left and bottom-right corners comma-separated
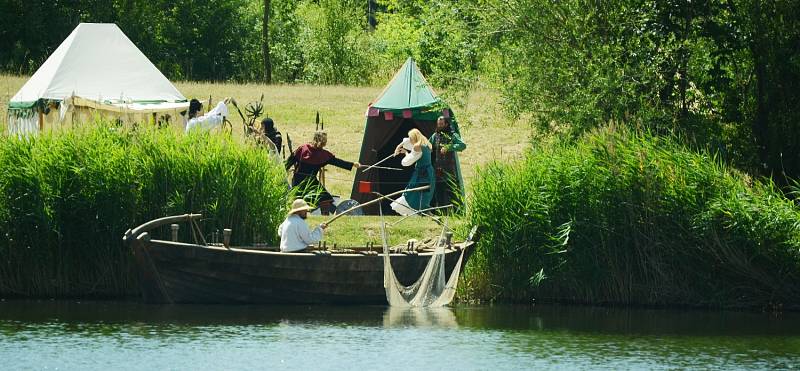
(184, 97, 235, 132)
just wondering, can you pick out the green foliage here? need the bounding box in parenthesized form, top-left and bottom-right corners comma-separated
(466, 127, 800, 308)
(0, 1, 113, 72)
(0, 0, 484, 87)
(266, 0, 305, 82)
(370, 11, 424, 80)
(0, 123, 288, 297)
(371, 1, 481, 89)
(0, 0, 255, 81)
(295, 0, 373, 85)
(469, 0, 800, 180)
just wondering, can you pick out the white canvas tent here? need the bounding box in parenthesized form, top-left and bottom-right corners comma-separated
(7, 23, 188, 135)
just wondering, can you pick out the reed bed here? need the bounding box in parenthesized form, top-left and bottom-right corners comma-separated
(0, 123, 287, 298)
(465, 127, 800, 309)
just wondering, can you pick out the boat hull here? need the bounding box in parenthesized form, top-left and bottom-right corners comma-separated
(132, 239, 474, 304)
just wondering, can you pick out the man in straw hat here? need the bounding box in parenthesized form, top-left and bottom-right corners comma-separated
(278, 199, 328, 252)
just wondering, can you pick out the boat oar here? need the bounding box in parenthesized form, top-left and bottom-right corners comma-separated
(362, 152, 398, 173)
(324, 185, 430, 225)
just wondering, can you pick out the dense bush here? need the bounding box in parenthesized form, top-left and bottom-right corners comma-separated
(465, 127, 800, 309)
(470, 0, 800, 181)
(0, 124, 288, 298)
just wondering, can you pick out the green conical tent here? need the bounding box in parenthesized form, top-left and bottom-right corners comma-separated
(350, 58, 464, 215)
(370, 58, 440, 111)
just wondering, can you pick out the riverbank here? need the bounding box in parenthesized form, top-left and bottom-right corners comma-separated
(0, 123, 460, 298)
(465, 127, 800, 310)
(0, 125, 287, 297)
(3, 76, 799, 310)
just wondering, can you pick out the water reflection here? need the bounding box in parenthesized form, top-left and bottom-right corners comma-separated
(2, 300, 800, 336)
(382, 306, 458, 328)
(1, 300, 800, 370)
(451, 305, 800, 336)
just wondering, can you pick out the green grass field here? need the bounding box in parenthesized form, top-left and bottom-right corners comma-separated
(1, 74, 529, 200)
(304, 214, 466, 249)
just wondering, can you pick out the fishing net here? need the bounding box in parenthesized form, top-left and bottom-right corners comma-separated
(380, 215, 466, 307)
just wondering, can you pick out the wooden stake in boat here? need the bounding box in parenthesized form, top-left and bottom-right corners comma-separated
(325, 185, 430, 225)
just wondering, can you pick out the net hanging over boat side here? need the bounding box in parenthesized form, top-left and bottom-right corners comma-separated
(380, 218, 466, 307)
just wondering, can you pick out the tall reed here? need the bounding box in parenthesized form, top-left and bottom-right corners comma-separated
(0, 123, 287, 298)
(465, 127, 800, 309)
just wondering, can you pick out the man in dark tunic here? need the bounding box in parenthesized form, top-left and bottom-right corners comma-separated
(285, 131, 361, 214)
(429, 116, 466, 209)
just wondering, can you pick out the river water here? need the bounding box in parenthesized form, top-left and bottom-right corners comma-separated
(1, 301, 799, 370)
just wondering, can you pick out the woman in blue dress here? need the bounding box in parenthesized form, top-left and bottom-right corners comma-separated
(391, 128, 435, 215)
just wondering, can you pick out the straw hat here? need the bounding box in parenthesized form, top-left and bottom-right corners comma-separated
(288, 199, 312, 215)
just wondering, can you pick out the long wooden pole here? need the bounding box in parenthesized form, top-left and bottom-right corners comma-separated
(362, 153, 398, 173)
(389, 204, 453, 227)
(324, 185, 429, 225)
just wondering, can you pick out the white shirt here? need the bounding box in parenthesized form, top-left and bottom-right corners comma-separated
(399, 137, 422, 166)
(185, 101, 229, 132)
(278, 214, 324, 252)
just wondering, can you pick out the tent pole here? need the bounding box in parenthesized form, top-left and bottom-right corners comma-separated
(38, 110, 44, 131)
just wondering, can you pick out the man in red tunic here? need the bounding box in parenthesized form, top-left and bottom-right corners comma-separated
(285, 131, 361, 214)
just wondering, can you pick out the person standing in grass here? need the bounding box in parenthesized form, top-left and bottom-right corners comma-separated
(278, 199, 327, 252)
(429, 116, 466, 208)
(184, 97, 235, 132)
(285, 131, 361, 214)
(260, 117, 283, 154)
(391, 129, 435, 216)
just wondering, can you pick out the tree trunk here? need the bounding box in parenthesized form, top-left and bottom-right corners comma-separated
(262, 0, 272, 84)
(750, 0, 770, 174)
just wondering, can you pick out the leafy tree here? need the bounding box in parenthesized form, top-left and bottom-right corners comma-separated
(467, 0, 800, 180)
(263, 0, 272, 83)
(266, 0, 305, 82)
(297, 0, 372, 84)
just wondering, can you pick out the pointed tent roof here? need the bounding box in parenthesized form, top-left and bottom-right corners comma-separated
(370, 58, 441, 111)
(10, 23, 185, 109)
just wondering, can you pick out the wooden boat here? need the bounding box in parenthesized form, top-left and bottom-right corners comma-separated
(123, 214, 478, 304)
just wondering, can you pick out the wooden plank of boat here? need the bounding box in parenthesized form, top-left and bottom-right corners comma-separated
(124, 214, 478, 304)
